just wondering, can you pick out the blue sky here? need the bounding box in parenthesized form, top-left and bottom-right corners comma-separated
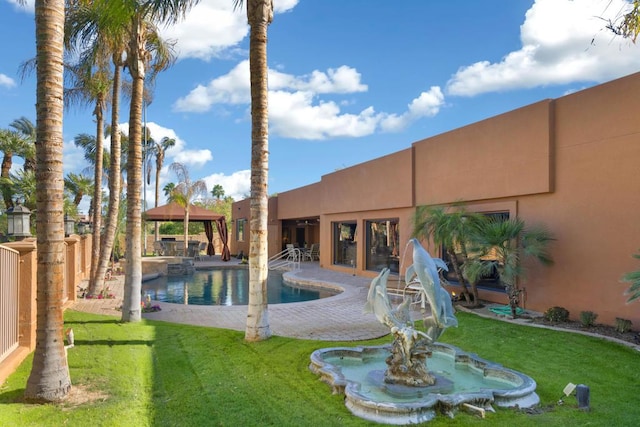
(1, 0, 639, 215)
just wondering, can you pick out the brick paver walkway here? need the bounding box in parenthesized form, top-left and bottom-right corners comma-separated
(72, 257, 404, 341)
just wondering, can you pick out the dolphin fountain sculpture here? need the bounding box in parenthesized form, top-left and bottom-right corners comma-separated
(364, 238, 458, 386)
(405, 237, 458, 342)
(311, 239, 540, 423)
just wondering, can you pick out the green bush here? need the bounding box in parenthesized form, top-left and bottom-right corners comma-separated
(580, 311, 598, 327)
(615, 317, 633, 333)
(544, 306, 570, 323)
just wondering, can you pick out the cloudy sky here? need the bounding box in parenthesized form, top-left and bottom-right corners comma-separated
(1, 0, 639, 214)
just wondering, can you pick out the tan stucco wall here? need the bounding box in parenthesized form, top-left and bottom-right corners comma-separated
(414, 100, 553, 206)
(321, 149, 414, 214)
(230, 71, 640, 328)
(277, 182, 322, 219)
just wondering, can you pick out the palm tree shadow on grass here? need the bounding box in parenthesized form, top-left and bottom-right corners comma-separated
(0, 388, 26, 403)
(64, 319, 121, 325)
(73, 339, 153, 347)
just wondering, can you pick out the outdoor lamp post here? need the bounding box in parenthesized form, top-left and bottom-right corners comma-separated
(6, 203, 32, 240)
(77, 222, 87, 235)
(64, 215, 75, 237)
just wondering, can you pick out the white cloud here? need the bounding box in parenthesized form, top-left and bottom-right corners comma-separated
(202, 169, 250, 201)
(119, 121, 213, 169)
(161, 0, 299, 61)
(0, 73, 16, 88)
(175, 60, 437, 139)
(446, 0, 640, 96)
(380, 87, 445, 132)
(62, 138, 90, 176)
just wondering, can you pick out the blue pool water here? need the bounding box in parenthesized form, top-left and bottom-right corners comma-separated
(141, 268, 336, 306)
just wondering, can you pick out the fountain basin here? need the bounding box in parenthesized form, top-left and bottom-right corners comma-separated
(309, 343, 539, 424)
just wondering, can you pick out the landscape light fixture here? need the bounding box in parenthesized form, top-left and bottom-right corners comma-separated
(64, 215, 75, 237)
(6, 202, 32, 240)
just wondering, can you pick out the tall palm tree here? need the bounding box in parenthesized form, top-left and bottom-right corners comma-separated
(467, 217, 554, 318)
(64, 55, 112, 287)
(151, 136, 175, 240)
(72, 0, 198, 321)
(169, 162, 207, 255)
(234, 0, 273, 342)
(65, 0, 129, 296)
(116, 0, 198, 322)
(24, 0, 72, 402)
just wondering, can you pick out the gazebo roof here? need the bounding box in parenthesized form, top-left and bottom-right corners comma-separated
(143, 202, 224, 222)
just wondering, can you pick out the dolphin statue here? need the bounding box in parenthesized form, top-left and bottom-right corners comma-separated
(405, 238, 458, 340)
(365, 268, 430, 363)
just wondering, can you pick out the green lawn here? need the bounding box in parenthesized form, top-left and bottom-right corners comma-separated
(1, 310, 639, 426)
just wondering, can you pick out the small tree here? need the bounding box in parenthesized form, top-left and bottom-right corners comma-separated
(622, 251, 640, 303)
(412, 205, 485, 305)
(169, 162, 207, 255)
(467, 216, 554, 317)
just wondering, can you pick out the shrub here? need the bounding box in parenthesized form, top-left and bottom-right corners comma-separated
(615, 317, 633, 333)
(579, 311, 598, 327)
(544, 306, 570, 323)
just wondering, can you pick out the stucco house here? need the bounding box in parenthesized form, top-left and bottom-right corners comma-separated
(230, 71, 640, 328)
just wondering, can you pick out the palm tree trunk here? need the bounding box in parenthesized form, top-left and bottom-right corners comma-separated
(446, 248, 472, 304)
(122, 20, 145, 322)
(154, 151, 162, 241)
(25, 0, 71, 402)
(88, 96, 104, 292)
(245, 0, 273, 342)
(183, 208, 189, 256)
(94, 57, 123, 293)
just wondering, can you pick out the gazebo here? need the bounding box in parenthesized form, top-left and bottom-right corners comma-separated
(143, 202, 230, 261)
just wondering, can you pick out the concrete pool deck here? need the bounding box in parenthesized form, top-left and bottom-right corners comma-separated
(73, 256, 393, 341)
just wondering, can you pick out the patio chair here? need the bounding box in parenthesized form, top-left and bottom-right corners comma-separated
(309, 243, 320, 261)
(194, 242, 207, 261)
(153, 241, 165, 256)
(286, 244, 300, 261)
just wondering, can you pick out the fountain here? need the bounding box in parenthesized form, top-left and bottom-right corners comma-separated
(309, 238, 539, 424)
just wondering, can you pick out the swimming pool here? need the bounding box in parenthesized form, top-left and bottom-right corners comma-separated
(141, 268, 337, 306)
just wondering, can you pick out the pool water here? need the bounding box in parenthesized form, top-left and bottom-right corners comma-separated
(141, 268, 336, 305)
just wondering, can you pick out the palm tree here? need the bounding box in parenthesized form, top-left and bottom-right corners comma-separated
(9, 117, 37, 172)
(608, 2, 640, 42)
(412, 205, 485, 305)
(64, 55, 112, 287)
(151, 136, 175, 240)
(622, 252, 640, 303)
(8, 169, 37, 210)
(467, 216, 554, 318)
(211, 184, 225, 200)
(23, 0, 72, 402)
(163, 182, 176, 199)
(0, 129, 33, 207)
(73, 0, 198, 322)
(234, 0, 273, 342)
(64, 172, 94, 208)
(65, 0, 129, 296)
(169, 162, 207, 255)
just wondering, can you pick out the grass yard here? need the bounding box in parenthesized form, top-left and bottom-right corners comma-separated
(1, 310, 639, 426)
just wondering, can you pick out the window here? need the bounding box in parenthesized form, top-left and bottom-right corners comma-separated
(333, 221, 357, 267)
(365, 219, 399, 273)
(441, 211, 508, 292)
(237, 218, 246, 242)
